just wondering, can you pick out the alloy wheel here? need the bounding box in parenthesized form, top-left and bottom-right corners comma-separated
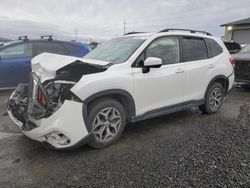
(209, 87, 223, 111)
(92, 107, 121, 143)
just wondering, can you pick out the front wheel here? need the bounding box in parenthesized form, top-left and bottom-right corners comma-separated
(88, 98, 126, 148)
(200, 83, 225, 114)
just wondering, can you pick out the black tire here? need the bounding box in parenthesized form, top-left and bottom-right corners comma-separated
(88, 98, 126, 148)
(199, 83, 225, 114)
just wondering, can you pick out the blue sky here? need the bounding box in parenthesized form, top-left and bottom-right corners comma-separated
(0, 0, 250, 41)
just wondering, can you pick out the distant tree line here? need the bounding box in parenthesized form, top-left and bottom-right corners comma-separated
(0, 37, 10, 42)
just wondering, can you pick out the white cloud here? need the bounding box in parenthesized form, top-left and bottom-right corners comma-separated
(0, 0, 249, 40)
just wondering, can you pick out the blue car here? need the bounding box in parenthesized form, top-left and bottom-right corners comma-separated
(0, 36, 90, 89)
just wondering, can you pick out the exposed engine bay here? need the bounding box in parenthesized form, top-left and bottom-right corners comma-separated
(7, 84, 29, 126)
(44, 81, 78, 116)
(7, 80, 79, 131)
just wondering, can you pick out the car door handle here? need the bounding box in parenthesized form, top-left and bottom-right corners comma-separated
(208, 64, 215, 69)
(176, 68, 185, 74)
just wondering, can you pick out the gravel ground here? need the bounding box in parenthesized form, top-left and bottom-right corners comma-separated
(0, 87, 249, 187)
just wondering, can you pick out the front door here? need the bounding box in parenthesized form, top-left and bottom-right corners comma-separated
(132, 36, 186, 116)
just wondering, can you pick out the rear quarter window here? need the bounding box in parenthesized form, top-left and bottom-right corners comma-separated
(205, 38, 223, 57)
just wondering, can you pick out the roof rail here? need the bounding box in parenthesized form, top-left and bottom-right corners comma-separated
(124, 32, 145, 35)
(159, 28, 212, 36)
(41, 35, 53, 41)
(18, 36, 29, 42)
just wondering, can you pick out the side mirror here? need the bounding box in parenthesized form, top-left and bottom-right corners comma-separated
(142, 57, 162, 73)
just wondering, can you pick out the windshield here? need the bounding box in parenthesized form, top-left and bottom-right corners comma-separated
(84, 36, 146, 64)
(239, 44, 250, 53)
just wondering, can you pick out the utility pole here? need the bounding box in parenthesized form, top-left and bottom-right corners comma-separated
(123, 20, 126, 35)
(75, 28, 78, 41)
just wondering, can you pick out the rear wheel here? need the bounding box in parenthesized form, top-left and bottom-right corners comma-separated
(88, 98, 126, 148)
(200, 83, 224, 114)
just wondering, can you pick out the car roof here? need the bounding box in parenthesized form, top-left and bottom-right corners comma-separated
(1, 40, 20, 46)
(0, 39, 83, 48)
(123, 31, 216, 40)
(121, 33, 154, 39)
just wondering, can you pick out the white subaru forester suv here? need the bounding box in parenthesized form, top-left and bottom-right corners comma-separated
(7, 29, 234, 150)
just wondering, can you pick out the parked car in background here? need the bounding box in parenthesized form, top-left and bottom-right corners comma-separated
(224, 41, 241, 54)
(89, 41, 100, 49)
(233, 43, 250, 84)
(0, 36, 90, 89)
(240, 44, 247, 48)
(7, 29, 234, 150)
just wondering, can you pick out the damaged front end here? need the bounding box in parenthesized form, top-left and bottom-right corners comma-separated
(7, 84, 29, 129)
(7, 73, 80, 131)
(6, 53, 111, 148)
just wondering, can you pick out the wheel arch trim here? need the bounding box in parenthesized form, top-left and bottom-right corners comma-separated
(82, 89, 136, 131)
(204, 75, 229, 98)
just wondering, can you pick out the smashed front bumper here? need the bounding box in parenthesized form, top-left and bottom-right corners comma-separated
(24, 100, 89, 149)
(6, 75, 90, 150)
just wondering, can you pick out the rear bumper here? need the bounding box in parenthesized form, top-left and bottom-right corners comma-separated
(235, 78, 250, 83)
(234, 60, 250, 83)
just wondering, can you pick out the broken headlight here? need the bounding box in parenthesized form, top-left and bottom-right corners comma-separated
(28, 73, 81, 119)
(44, 81, 79, 116)
(28, 74, 47, 119)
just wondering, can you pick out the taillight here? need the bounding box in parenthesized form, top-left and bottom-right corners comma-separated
(37, 88, 47, 107)
(229, 56, 236, 65)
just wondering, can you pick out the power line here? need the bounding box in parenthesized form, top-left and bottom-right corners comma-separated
(75, 28, 77, 41)
(123, 20, 126, 34)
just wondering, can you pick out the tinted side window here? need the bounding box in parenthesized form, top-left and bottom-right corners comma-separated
(145, 37, 180, 65)
(182, 37, 208, 62)
(0, 43, 32, 59)
(63, 43, 80, 54)
(205, 38, 223, 57)
(34, 42, 67, 56)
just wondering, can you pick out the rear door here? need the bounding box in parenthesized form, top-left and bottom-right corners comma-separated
(0, 42, 32, 88)
(181, 36, 211, 102)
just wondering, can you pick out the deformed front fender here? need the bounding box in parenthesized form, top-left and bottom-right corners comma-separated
(71, 66, 135, 121)
(81, 89, 136, 125)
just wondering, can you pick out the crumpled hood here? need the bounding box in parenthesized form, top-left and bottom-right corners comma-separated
(31, 53, 111, 80)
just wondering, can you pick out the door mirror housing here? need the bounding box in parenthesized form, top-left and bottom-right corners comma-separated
(142, 57, 162, 73)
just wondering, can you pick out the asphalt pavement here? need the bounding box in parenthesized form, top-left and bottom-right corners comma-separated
(0, 87, 249, 187)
